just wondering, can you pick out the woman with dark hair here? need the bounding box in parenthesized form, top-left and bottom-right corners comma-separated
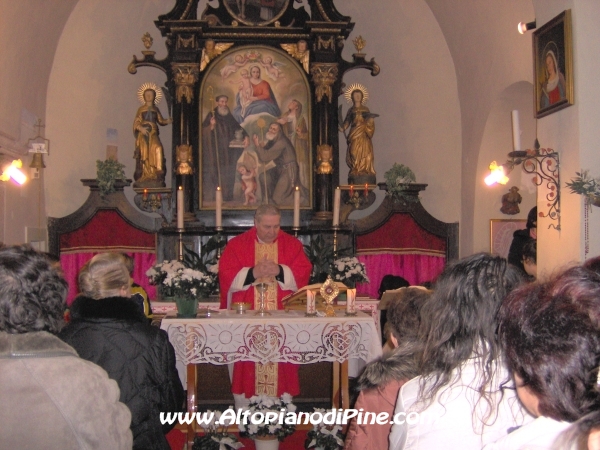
(345, 287, 430, 450)
(59, 252, 184, 450)
(0, 245, 132, 449)
(507, 206, 537, 274)
(485, 266, 600, 449)
(389, 253, 530, 449)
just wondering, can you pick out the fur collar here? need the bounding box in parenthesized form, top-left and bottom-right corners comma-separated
(356, 346, 420, 391)
(70, 295, 146, 322)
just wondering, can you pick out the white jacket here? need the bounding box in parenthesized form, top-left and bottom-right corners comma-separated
(389, 356, 532, 450)
(482, 416, 573, 450)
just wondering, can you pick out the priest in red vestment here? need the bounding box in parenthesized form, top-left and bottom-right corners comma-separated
(219, 204, 312, 405)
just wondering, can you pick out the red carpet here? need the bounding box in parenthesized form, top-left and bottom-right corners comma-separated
(166, 429, 309, 449)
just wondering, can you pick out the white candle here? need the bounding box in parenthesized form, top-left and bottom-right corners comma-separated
(177, 186, 184, 229)
(332, 187, 341, 227)
(293, 186, 300, 228)
(215, 186, 222, 228)
(346, 288, 356, 315)
(306, 290, 316, 315)
(511, 110, 521, 151)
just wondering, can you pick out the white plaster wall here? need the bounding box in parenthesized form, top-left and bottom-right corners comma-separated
(474, 82, 537, 254)
(45, 0, 173, 218)
(337, 0, 462, 225)
(532, 0, 600, 274)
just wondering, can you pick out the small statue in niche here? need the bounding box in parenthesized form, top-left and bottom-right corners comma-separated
(501, 186, 522, 215)
(339, 83, 378, 185)
(316, 144, 333, 175)
(133, 83, 172, 188)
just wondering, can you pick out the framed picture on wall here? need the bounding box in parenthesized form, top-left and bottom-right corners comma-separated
(533, 9, 573, 118)
(490, 219, 527, 259)
(199, 45, 312, 211)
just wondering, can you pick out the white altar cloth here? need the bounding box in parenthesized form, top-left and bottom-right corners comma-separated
(161, 309, 382, 385)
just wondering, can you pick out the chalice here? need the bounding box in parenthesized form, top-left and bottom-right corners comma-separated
(255, 281, 271, 316)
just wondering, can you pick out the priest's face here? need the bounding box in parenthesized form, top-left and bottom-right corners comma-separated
(255, 213, 281, 243)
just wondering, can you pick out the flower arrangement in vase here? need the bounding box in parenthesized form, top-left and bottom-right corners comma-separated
(331, 256, 369, 288)
(146, 259, 214, 317)
(383, 163, 418, 203)
(304, 409, 345, 450)
(192, 409, 243, 450)
(238, 393, 296, 449)
(566, 170, 600, 207)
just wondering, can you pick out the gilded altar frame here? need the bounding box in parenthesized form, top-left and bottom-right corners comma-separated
(129, 0, 379, 226)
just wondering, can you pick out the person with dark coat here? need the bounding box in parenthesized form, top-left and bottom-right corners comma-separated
(0, 245, 132, 449)
(507, 206, 537, 274)
(60, 252, 184, 450)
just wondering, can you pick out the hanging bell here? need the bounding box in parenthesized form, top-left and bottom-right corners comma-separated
(29, 153, 46, 169)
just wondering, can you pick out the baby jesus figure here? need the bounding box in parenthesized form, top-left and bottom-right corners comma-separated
(238, 164, 257, 205)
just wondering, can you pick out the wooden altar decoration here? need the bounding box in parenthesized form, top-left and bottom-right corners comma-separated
(128, 0, 380, 227)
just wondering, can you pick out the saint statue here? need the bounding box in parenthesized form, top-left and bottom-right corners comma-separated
(133, 83, 172, 188)
(339, 84, 378, 185)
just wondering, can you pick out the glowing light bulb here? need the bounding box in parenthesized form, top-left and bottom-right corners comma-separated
(0, 160, 26, 185)
(485, 161, 509, 186)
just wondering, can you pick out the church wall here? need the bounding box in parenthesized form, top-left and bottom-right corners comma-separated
(45, 0, 171, 219)
(337, 0, 462, 226)
(532, 0, 600, 276)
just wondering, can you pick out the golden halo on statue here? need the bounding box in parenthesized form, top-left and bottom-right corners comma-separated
(137, 82, 162, 104)
(344, 83, 368, 105)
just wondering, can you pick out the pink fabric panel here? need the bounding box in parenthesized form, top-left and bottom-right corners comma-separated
(355, 253, 446, 298)
(61, 252, 156, 306)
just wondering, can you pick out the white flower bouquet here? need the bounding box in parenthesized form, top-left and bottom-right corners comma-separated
(192, 408, 244, 450)
(304, 409, 345, 450)
(331, 256, 369, 288)
(146, 260, 214, 299)
(238, 393, 296, 442)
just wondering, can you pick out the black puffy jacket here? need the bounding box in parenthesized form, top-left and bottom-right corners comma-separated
(59, 296, 184, 450)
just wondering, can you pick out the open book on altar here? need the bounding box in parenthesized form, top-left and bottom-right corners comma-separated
(281, 281, 348, 307)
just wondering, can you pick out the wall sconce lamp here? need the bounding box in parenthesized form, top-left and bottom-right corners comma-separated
(485, 110, 560, 230)
(0, 157, 27, 185)
(518, 20, 537, 34)
(27, 119, 50, 179)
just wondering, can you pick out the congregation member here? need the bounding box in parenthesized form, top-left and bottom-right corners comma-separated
(219, 204, 312, 408)
(389, 253, 531, 449)
(344, 287, 430, 450)
(485, 265, 600, 449)
(59, 252, 184, 450)
(0, 245, 133, 449)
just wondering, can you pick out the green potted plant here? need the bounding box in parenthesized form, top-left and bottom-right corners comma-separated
(192, 409, 243, 450)
(305, 409, 345, 450)
(383, 163, 417, 203)
(566, 170, 600, 207)
(96, 159, 126, 197)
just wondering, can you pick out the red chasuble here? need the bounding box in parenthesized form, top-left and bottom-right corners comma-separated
(219, 227, 312, 397)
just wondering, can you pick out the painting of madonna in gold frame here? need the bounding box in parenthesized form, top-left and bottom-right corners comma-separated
(533, 9, 573, 118)
(199, 45, 312, 211)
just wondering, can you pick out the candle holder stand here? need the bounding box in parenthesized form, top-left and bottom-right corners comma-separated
(332, 226, 339, 259)
(177, 228, 185, 262)
(292, 226, 300, 238)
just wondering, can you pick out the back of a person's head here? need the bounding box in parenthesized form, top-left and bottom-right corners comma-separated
(499, 266, 600, 424)
(522, 239, 536, 264)
(378, 274, 410, 299)
(120, 252, 135, 276)
(583, 255, 600, 277)
(387, 287, 430, 345)
(78, 252, 130, 300)
(417, 253, 523, 407)
(0, 245, 68, 334)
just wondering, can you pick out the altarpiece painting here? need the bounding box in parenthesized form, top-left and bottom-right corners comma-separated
(200, 46, 312, 210)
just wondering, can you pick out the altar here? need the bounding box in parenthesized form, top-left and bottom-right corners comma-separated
(161, 309, 381, 444)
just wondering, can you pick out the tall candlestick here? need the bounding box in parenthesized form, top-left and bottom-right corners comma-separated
(293, 186, 300, 228)
(177, 186, 184, 229)
(346, 288, 356, 316)
(215, 187, 222, 228)
(511, 110, 521, 151)
(332, 187, 341, 227)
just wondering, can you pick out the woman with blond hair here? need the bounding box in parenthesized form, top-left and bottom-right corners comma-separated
(60, 252, 184, 450)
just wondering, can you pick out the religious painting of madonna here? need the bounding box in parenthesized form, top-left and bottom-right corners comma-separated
(199, 45, 312, 211)
(533, 9, 573, 118)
